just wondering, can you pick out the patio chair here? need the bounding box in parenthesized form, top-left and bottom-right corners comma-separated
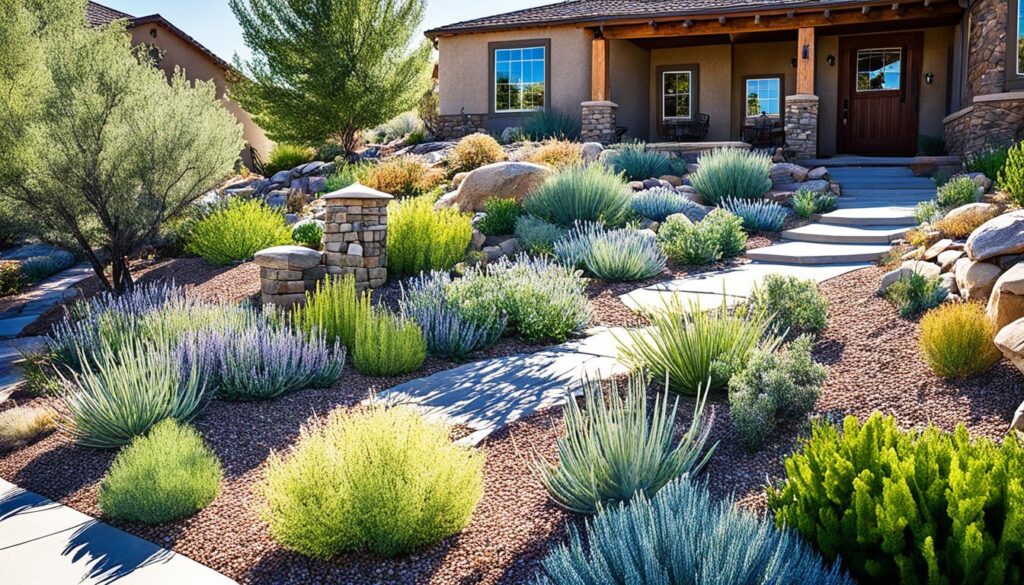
(661, 113, 710, 142)
(741, 115, 785, 148)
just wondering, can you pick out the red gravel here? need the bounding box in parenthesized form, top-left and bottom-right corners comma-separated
(2, 263, 1022, 584)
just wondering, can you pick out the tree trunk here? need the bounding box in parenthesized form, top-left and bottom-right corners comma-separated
(110, 251, 134, 295)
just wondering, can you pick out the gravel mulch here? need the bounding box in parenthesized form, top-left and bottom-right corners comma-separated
(2, 262, 1022, 584)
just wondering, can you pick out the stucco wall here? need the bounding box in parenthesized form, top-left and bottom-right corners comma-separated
(130, 23, 271, 168)
(436, 26, 590, 133)
(817, 35, 839, 156)
(730, 41, 797, 138)
(649, 44, 732, 141)
(609, 40, 651, 141)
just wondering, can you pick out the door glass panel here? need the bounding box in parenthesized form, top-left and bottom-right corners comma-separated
(1019, 1, 1024, 74)
(856, 48, 902, 91)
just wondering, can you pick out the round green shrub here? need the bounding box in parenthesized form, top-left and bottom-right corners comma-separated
(477, 197, 521, 235)
(388, 195, 473, 277)
(919, 302, 1000, 378)
(936, 174, 980, 209)
(656, 215, 721, 265)
(702, 209, 747, 258)
(353, 305, 426, 377)
(750, 274, 829, 334)
(186, 199, 292, 266)
(291, 220, 323, 249)
(524, 164, 631, 228)
(261, 406, 484, 558)
(98, 419, 221, 524)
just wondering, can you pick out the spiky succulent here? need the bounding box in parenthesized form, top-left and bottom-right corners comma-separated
(721, 197, 787, 232)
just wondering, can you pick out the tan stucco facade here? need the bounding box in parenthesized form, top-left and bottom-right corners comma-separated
(128, 22, 272, 169)
(730, 42, 799, 138)
(609, 39, 651, 140)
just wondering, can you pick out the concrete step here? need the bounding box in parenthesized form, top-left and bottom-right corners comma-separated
(820, 206, 918, 226)
(829, 168, 918, 178)
(841, 188, 935, 198)
(781, 223, 911, 244)
(746, 241, 894, 265)
(799, 155, 961, 167)
(832, 178, 936, 187)
(836, 199, 927, 209)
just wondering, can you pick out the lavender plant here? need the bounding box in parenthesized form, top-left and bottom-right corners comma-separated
(554, 223, 666, 282)
(400, 272, 506, 359)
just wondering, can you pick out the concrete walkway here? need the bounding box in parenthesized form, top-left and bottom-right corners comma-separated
(0, 263, 92, 339)
(0, 479, 235, 584)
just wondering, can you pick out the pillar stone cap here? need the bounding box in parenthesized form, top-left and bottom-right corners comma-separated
(254, 245, 324, 270)
(582, 100, 619, 108)
(786, 94, 820, 101)
(323, 182, 394, 200)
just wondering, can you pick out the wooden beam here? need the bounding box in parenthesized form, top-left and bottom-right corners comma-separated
(600, 2, 960, 38)
(719, 16, 727, 25)
(796, 27, 815, 94)
(591, 36, 609, 101)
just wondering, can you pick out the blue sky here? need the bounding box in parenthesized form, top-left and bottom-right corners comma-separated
(98, 0, 553, 62)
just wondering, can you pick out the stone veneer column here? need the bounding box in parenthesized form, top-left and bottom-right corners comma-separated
(580, 101, 618, 144)
(784, 95, 819, 160)
(254, 245, 325, 307)
(321, 183, 391, 291)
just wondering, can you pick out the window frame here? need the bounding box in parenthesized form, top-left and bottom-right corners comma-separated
(658, 64, 699, 122)
(1009, 0, 1024, 90)
(741, 74, 784, 119)
(854, 47, 905, 93)
(488, 39, 551, 117)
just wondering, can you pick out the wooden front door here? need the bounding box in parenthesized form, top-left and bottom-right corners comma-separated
(837, 33, 923, 156)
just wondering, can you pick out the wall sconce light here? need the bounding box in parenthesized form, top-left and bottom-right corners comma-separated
(802, 44, 810, 59)
(827, 54, 836, 66)
(925, 73, 935, 85)
(791, 58, 798, 68)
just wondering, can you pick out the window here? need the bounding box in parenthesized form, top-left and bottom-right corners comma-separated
(856, 48, 903, 91)
(745, 77, 781, 117)
(663, 71, 692, 119)
(1018, 1, 1024, 75)
(494, 46, 546, 113)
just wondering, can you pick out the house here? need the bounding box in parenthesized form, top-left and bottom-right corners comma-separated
(86, 1, 272, 169)
(426, 0, 1020, 159)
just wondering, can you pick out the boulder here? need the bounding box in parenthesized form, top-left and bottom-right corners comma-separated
(308, 176, 328, 193)
(298, 161, 326, 176)
(498, 237, 520, 256)
(938, 273, 959, 296)
(254, 245, 323, 271)
(967, 171, 993, 193)
(953, 257, 1002, 301)
(436, 162, 553, 212)
(451, 172, 470, 189)
(469, 229, 486, 251)
(988, 263, 1024, 329)
(879, 260, 941, 294)
(627, 181, 645, 191)
(266, 190, 289, 208)
(922, 238, 953, 261)
(937, 249, 964, 272)
(659, 175, 684, 187)
(581, 142, 605, 163)
(598, 149, 620, 168)
(965, 210, 1024, 261)
(269, 170, 291, 184)
(943, 202, 1000, 224)
(995, 318, 1024, 376)
(773, 179, 830, 193)
(807, 167, 829, 181)
(767, 190, 795, 204)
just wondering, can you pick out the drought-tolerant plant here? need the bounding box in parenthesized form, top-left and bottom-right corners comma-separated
(186, 198, 292, 266)
(98, 419, 221, 524)
(538, 478, 854, 585)
(612, 142, 673, 181)
(388, 195, 473, 277)
(58, 336, 206, 449)
(656, 215, 721, 265)
(0, 406, 55, 450)
(447, 133, 506, 174)
(0, 261, 20, 296)
(291, 220, 323, 249)
(292, 275, 366, 351)
(477, 197, 521, 235)
(521, 108, 581, 141)
(616, 295, 779, 395)
(361, 156, 444, 198)
(919, 303, 1001, 378)
(524, 164, 631, 228)
(554, 223, 666, 282)
(630, 187, 704, 222)
(728, 336, 827, 451)
(514, 215, 566, 255)
(537, 372, 715, 514)
(690, 148, 772, 205)
(702, 208, 747, 257)
(815, 192, 838, 213)
(914, 200, 942, 225)
(768, 413, 1024, 585)
(933, 205, 1000, 238)
(265, 143, 315, 176)
(722, 197, 787, 232)
(401, 271, 507, 359)
(936, 174, 980, 209)
(19, 251, 75, 283)
(1000, 141, 1024, 206)
(966, 144, 1010, 182)
(261, 406, 484, 558)
(886, 272, 948, 318)
(525, 139, 582, 169)
(324, 161, 370, 192)
(353, 305, 426, 376)
(750, 274, 829, 335)
(792, 189, 818, 219)
(371, 111, 425, 143)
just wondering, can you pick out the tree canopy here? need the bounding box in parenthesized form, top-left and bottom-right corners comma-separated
(229, 0, 432, 153)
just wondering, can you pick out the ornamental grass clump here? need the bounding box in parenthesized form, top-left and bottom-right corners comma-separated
(933, 205, 1000, 238)
(353, 306, 426, 376)
(514, 215, 566, 255)
(0, 406, 55, 450)
(966, 144, 1010, 182)
(261, 406, 484, 558)
(728, 336, 827, 451)
(554, 223, 666, 282)
(521, 108, 581, 141)
(524, 164, 631, 228)
(536, 372, 716, 514)
(886, 272, 948, 318)
(477, 197, 521, 235)
(186, 198, 292, 266)
(999, 142, 1024, 206)
(750, 274, 829, 335)
(612, 142, 673, 181)
(919, 303, 1001, 378)
(292, 275, 364, 350)
(768, 413, 1024, 585)
(538, 478, 854, 585)
(616, 295, 780, 395)
(630, 187, 704, 222)
(265, 143, 315, 175)
(722, 197, 787, 232)
(690, 148, 773, 205)
(361, 156, 444, 199)
(401, 271, 507, 359)
(525, 139, 582, 169)
(388, 195, 473, 277)
(447, 133, 506, 174)
(98, 419, 221, 524)
(936, 174, 980, 209)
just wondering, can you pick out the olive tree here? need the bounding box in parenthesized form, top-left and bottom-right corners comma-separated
(229, 0, 432, 154)
(0, 0, 243, 294)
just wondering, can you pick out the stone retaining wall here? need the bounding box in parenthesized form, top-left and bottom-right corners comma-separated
(254, 246, 325, 307)
(581, 101, 618, 144)
(436, 113, 488, 140)
(784, 95, 819, 160)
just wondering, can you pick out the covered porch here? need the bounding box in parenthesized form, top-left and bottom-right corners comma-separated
(581, 0, 963, 159)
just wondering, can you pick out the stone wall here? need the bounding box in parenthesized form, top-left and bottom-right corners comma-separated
(435, 113, 488, 140)
(254, 246, 325, 307)
(943, 107, 971, 156)
(966, 0, 1008, 100)
(581, 101, 618, 143)
(784, 95, 819, 160)
(322, 184, 391, 291)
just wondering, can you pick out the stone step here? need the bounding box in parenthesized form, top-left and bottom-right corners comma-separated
(746, 241, 894, 264)
(781, 223, 912, 244)
(819, 206, 919, 226)
(841, 188, 935, 198)
(832, 178, 936, 188)
(829, 168, 918, 178)
(799, 155, 961, 167)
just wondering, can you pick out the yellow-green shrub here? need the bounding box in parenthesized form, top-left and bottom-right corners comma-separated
(526, 140, 582, 169)
(920, 303, 1001, 378)
(388, 195, 473, 277)
(0, 261, 21, 296)
(265, 143, 315, 175)
(448, 133, 506, 174)
(353, 306, 426, 376)
(186, 199, 292, 265)
(933, 206, 1000, 239)
(360, 156, 445, 198)
(261, 406, 484, 558)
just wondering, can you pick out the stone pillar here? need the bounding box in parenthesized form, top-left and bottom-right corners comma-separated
(254, 245, 325, 307)
(322, 183, 391, 291)
(581, 101, 618, 144)
(784, 94, 819, 160)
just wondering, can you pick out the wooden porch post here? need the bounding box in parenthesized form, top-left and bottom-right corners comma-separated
(796, 27, 815, 95)
(591, 36, 609, 101)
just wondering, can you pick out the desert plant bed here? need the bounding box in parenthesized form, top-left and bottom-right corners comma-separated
(0, 263, 1021, 585)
